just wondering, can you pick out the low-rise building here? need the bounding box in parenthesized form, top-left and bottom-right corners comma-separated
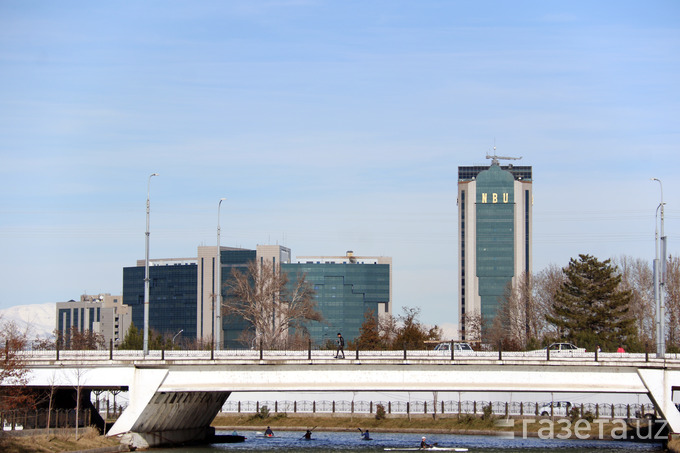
(56, 293, 131, 347)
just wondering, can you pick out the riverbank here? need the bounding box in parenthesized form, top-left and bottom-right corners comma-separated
(212, 413, 661, 442)
(0, 427, 125, 453)
(669, 438, 680, 453)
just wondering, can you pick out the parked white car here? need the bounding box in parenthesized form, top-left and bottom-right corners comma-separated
(538, 401, 573, 417)
(434, 342, 474, 353)
(530, 343, 586, 354)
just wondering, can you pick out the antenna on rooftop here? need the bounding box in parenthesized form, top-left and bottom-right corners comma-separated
(486, 145, 522, 165)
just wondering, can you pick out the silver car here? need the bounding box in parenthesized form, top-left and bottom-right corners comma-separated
(434, 342, 474, 353)
(538, 401, 573, 417)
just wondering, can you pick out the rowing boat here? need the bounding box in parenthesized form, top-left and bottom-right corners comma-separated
(384, 447, 468, 452)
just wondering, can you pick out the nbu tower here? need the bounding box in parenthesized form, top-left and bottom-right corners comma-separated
(457, 154, 532, 341)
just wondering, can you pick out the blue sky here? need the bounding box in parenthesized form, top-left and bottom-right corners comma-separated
(1, 1, 678, 329)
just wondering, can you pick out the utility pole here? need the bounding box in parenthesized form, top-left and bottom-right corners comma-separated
(144, 173, 159, 356)
(652, 178, 666, 358)
(216, 198, 226, 350)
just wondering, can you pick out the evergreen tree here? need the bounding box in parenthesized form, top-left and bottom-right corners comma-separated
(118, 324, 173, 350)
(352, 310, 384, 350)
(119, 323, 143, 350)
(546, 254, 638, 351)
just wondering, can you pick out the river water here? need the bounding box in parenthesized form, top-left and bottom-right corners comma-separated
(147, 429, 664, 453)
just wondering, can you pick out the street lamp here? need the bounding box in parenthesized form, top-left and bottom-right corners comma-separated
(651, 178, 666, 357)
(216, 197, 226, 350)
(172, 329, 183, 346)
(144, 172, 159, 356)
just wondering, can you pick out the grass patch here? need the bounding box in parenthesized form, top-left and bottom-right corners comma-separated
(215, 413, 515, 432)
(0, 427, 120, 453)
(212, 413, 637, 439)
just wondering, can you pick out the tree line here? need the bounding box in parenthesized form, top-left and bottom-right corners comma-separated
(476, 254, 680, 353)
(9, 253, 680, 357)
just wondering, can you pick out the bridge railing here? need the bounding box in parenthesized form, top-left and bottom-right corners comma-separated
(16, 348, 676, 365)
(219, 398, 655, 420)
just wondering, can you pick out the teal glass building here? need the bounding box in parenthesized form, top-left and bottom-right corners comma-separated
(283, 255, 391, 346)
(458, 157, 532, 341)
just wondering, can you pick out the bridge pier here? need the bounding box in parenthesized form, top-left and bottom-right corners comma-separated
(638, 369, 680, 435)
(107, 368, 230, 448)
(113, 390, 230, 448)
(120, 426, 217, 450)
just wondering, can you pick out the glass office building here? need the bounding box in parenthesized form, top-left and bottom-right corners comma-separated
(122, 247, 389, 349)
(283, 257, 390, 346)
(123, 259, 198, 341)
(220, 248, 256, 349)
(123, 246, 289, 349)
(458, 158, 532, 341)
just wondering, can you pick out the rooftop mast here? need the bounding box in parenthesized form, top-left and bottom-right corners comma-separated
(486, 146, 522, 165)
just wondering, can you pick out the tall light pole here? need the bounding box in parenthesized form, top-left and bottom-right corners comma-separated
(172, 329, 183, 346)
(144, 173, 159, 356)
(215, 197, 226, 350)
(652, 178, 666, 357)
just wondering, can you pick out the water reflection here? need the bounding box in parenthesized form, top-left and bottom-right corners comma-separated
(147, 430, 663, 452)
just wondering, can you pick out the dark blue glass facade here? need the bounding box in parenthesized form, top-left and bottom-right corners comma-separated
(221, 249, 256, 349)
(282, 263, 390, 346)
(123, 263, 198, 340)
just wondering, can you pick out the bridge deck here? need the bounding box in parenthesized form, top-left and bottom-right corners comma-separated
(9, 350, 680, 448)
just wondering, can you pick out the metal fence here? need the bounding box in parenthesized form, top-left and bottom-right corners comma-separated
(1, 408, 91, 431)
(220, 399, 656, 420)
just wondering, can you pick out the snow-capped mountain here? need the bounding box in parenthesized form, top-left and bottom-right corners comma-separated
(0, 303, 55, 339)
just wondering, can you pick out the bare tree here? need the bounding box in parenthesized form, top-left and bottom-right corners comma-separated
(224, 260, 322, 349)
(460, 312, 484, 346)
(533, 264, 566, 339)
(391, 307, 441, 349)
(379, 312, 399, 347)
(615, 255, 655, 350)
(68, 326, 106, 350)
(665, 255, 680, 349)
(490, 272, 532, 349)
(45, 372, 59, 438)
(70, 367, 89, 441)
(0, 318, 29, 413)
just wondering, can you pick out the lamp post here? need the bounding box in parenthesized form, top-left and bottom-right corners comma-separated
(172, 329, 183, 346)
(143, 173, 159, 356)
(215, 197, 226, 350)
(652, 178, 666, 358)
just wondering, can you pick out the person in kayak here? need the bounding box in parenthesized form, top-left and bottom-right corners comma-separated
(421, 436, 433, 448)
(264, 426, 274, 437)
(361, 428, 371, 440)
(304, 429, 313, 440)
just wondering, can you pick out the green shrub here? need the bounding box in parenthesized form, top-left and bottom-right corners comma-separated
(375, 404, 386, 420)
(482, 403, 495, 421)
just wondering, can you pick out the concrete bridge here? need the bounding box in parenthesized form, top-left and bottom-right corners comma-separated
(10, 349, 680, 448)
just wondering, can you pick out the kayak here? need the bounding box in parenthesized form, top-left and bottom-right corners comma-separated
(211, 434, 246, 443)
(384, 448, 468, 452)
